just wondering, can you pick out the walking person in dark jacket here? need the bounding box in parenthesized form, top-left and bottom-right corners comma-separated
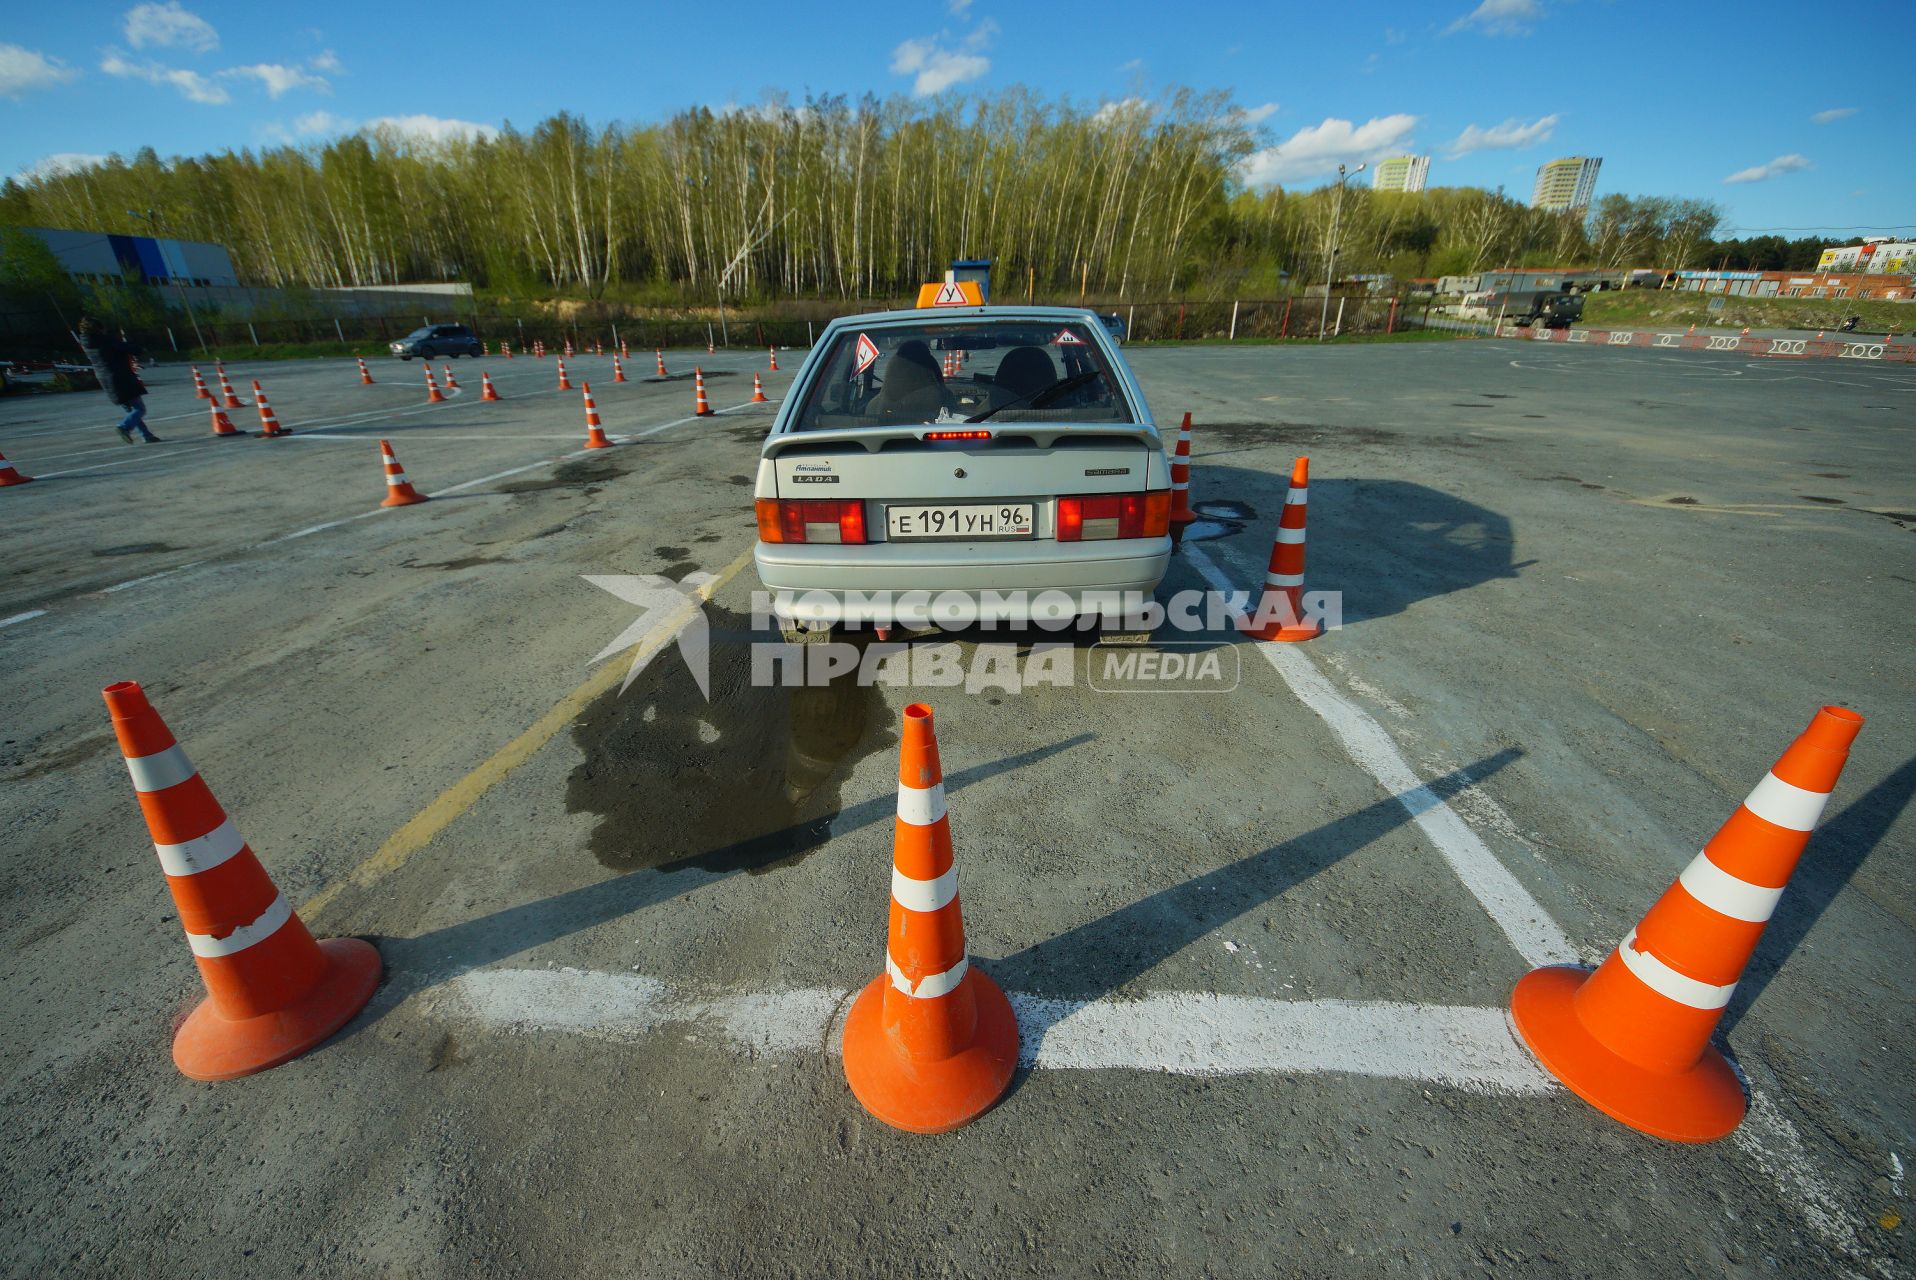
(77, 317, 162, 443)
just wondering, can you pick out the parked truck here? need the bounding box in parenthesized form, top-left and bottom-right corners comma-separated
(1499, 289, 1585, 330)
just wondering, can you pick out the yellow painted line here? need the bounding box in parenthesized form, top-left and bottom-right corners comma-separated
(300, 547, 754, 919)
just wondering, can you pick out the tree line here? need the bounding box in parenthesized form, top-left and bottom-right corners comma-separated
(1, 87, 1826, 306)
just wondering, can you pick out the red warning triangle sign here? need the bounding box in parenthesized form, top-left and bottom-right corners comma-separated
(852, 332, 880, 375)
(933, 281, 968, 306)
(1054, 328, 1086, 345)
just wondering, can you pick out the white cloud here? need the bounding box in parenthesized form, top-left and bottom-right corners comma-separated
(1810, 107, 1855, 125)
(364, 114, 500, 145)
(1118, 57, 1144, 73)
(1445, 0, 1540, 35)
(123, 2, 219, 53)
(296, 110, 351, 135)
(946, 0, 972, 14)
(1235, 101, 1279, 126)
(15, 152, 110, 182)
(222, 62, 329, 97)
(0, 43, 79, 97)
(1723, 153, 1811, 184)
(309, 49, 343, 74)
(1445, 113, 1557, 156)
(1091, 97, 1152, 127)
(100, 51, 228, 103)
(1240, 113, 1419, 186)
(890, 19, 996, 96)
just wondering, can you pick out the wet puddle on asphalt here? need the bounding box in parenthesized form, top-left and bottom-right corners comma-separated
(565, 607, 888, 875)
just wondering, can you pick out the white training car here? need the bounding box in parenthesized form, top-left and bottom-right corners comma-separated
(753, 297, 1172, 637)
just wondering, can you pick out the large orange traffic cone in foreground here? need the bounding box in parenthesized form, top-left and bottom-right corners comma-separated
(0, 449, 33, 486)
(193, 366, 212, 399)
(1167, 411, 1197, 543)
(209, 401, 243, 438)
(379, 439, 429, 506)
(1240, 456, 1317, 641)
(693, 367, 713, 417)
(425, 366, 446, 403)
(104, 681, 381, 1080)
(1512, 706, 1865, 1142)
(357, 357, 375, 386)
(481, 371, 501, 401)
(842, 703, 1019, 1133)
(581, 384, 612, 449)
(751, 373, 768, 403)
(252, 382, 289, 437)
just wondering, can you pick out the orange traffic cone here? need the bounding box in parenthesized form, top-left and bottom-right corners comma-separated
(693, 367, 713, 417)
(357, 357, 375, 386)
(557, 357, 572, 391)
(0, 449, 33, 486)
(842, 703, 1019, 1133)
(1167, 411, 1197, 542)
(1511, 706, 1864, 1142)
(594, 339, 603, 357)
(379, 438, 429, 506)
(192, 366, 212, 399)
(1241, 456, 1316, 641)
(613, 355, 627, 383)
(503, 340, 514, 359)
(481, 341, 489, 356)
(582, 383, 611, 449)
(1740, 326, 1750, 337)
(751, 373, 768, 403)
(481, 371, 501, 401)
(769, 347, 779, 372)
(535, 341, 545, 359)
(103, 680, 381, 1080)
(216, 366, 243, 408)
(209, 401, 244, 438)
(252, 382, 289, 437)
(656, 349, 667, 377)
(564, 340, 574, 358)
(620, 339, 629, 359)
(706, 338, 715, 356)
(440, 364, 459, 390)
(425, 366, 446, 403)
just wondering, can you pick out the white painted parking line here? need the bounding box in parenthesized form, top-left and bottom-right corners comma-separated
(1, 609, 49, 629)
(1177, 541, 1878, 1269)
(423, 967, 1557, 1095)
(1180, 542, 1580, 969)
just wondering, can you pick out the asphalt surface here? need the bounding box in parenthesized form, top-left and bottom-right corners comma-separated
(2, 338, 1911, 1277)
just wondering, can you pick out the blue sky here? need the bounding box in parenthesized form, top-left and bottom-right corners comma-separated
(2, 0, 1909, 239)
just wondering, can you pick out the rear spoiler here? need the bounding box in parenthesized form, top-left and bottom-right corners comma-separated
(762, 422, 1162, 458)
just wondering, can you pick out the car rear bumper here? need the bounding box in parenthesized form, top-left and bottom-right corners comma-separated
(755, 537, 1171, 623)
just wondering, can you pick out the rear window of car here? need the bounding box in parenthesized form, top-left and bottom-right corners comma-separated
(791, 319, 1133, 432)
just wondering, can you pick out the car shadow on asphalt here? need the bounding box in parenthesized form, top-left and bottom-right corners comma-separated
(1719, 752, 1916, 1033)
(349, 732, 1095, 1031)
(1177, 467, 1527, 627)
(986, 747, 1522, 1080)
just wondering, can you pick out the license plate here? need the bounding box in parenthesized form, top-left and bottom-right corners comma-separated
(885, 503, 1035, 541)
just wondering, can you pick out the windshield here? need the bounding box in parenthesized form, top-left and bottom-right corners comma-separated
(405, 327, 432, 339)
(791, 319, 1133, 432)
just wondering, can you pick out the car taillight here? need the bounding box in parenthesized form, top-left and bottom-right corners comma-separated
(755, 498, 867, 544)
(1057, 490, 1171, 541)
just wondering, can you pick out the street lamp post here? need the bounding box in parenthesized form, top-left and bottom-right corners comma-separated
(1318, 163, 1365, 342)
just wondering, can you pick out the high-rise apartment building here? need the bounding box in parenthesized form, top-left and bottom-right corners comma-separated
(1371, 155, 1430, 193)
(1531, 156, 1601, 212)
